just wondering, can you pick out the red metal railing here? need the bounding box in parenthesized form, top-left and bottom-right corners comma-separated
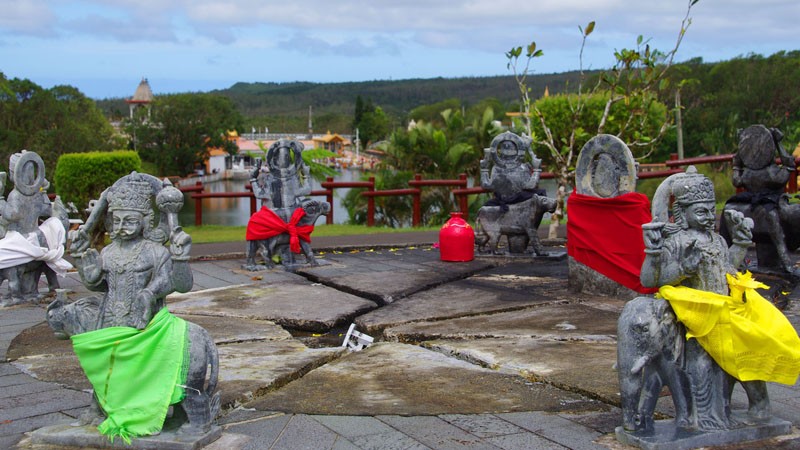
(180, 152, 800, 226)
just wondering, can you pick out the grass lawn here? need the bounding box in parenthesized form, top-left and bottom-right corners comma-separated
(183, 224, 440, 244)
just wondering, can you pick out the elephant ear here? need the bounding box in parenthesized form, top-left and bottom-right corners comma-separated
(662, 310, 684, 365)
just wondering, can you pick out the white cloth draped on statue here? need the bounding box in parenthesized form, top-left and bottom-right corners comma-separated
(0, 217, 72, 275)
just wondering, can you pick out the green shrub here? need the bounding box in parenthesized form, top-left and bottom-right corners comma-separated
(54, 151, 141, 211)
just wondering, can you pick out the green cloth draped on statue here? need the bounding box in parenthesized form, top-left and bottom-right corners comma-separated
(71, 309, 189, 444)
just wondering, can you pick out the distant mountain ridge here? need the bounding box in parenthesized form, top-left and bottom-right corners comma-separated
(212, 72, 587, 118)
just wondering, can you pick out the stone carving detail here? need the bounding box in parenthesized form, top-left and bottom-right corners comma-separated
(245, 139, 330, 269)
(0, 150, 71, 306)
(617, 167, 794, 449)
(574, 134, 638, 198)
(722, 124, 800, 277)
(45, 172, 220, 442)
(474, 131, 556, 255)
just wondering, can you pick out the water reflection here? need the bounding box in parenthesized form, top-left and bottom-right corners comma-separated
(178, 169, 363, 226)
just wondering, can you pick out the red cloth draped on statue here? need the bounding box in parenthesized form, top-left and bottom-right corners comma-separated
(567, 192, 657, 294)
(246, 207, 314, 253)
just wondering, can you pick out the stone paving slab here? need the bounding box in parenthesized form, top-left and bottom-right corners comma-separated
(216, 340, 344, 409)
(356, 264, 574, 335)
(423, 338, 620, 404)
(374, 415, 497, 449)
(498, 411, 607, 450)
(176, 314, 294, 344)
(245, 342, 610, 416)
(168, 282, 378, 331)
(383, 303, 621, 342)
(298, 248, 494, 304)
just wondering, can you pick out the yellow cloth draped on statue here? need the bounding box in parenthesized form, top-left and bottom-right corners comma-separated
(658, 272, 800, 385)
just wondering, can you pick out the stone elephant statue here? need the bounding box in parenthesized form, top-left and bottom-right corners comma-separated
(617, 296, 692, 433)
(45, 293, 221, 435)
(245, 199, 330, 270)
(618, 296, 772, 434)
(474, 194, 556, 255)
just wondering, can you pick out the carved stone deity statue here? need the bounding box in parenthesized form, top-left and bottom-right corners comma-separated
(474, 131, 556, 255)
(0, 150, 71, 306)
(245, 139, 329, 269)
(250, 138, 312, 216)
(44, 172, 220, 444)
(722, 124, 800, 277)
(617, 167, 800, 449)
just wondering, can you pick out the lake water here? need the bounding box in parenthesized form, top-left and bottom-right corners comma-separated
(178, 169, 364, 227)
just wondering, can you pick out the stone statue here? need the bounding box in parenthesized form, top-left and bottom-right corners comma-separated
(0, 150, 72, 306)
(567, 135, 653, 296)
(617, 167, 798, 448)
(45, 172, 220, 443)
(474, 131, 556, 255)
(246, 198, 330, 269)
(722, 124, 800, 277)
(250, 138, 312, 215)
(245, 139, 329, 269)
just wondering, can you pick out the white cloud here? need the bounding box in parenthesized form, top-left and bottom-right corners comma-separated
(0, 0, 57, 36)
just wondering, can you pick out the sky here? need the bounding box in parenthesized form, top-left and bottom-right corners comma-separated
(1, 0, 798, 99)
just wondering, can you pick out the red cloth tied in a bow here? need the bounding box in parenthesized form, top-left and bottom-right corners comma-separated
(246, 207, 315, 253)
(566, 192, 658, 294)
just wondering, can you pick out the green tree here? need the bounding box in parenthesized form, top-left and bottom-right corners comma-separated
(506, 0, 698, 237)
(345, 107, 499, 226)
(352, 97, 389, 145)
(125, 93, 244, 176)
(0, 73, 118, 185)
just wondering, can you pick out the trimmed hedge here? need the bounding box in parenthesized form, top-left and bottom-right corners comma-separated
(54, 151, 142, 212)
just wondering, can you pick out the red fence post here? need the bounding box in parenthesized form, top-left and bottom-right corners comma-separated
(194, 195, 202, 227)
(458, 174, 469, 220)
(326, 177, 334, 224)
(367, 177, 375, 227)
(413, 174, 422, 226)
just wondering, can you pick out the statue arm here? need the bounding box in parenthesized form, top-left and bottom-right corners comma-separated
(765, 164, 792, 185)
(76, 248, 107, 291)
(2, 191, 25, 223)
(525, 162, 542, 190)
(724, 210, 753, 269)
(641, 230, 685, 288)
(479, 148, 492, 190)
(297, 164, 312, 197)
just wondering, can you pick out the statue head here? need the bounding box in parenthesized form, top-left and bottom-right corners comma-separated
(669, 167, 716, 230)
(107, 180, 153, 241)
(267, 139, 304, 173)
(8, 150, 46, 195)
(489, 132, 531, 168)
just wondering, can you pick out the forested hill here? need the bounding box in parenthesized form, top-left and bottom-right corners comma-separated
(212, 71, 586, 118)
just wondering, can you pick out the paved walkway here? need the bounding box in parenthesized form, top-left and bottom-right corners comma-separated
(3, 230, 800, 449)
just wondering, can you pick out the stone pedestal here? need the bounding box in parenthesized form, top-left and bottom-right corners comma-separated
(29, 423, 222, 450)
(567, 256, 639, 298)
(615, 412, 792, 450)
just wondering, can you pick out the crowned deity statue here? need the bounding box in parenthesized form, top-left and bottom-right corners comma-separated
(71, 174, 192, 329)
(617, 167, 800, 448)
(45, 172, 219, 443)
